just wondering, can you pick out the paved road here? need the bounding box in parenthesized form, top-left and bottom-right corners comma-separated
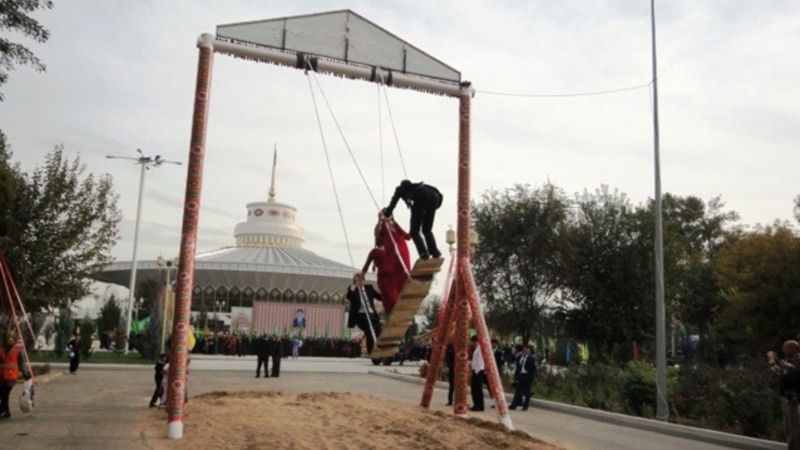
(0, 355, 785, 449)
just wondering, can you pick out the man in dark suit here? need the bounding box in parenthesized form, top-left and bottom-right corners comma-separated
(346, 272, 382, 354)
(445, 343, 455, 406)
(492, 339, 504, 374)
(510, 344, 537, 411)
(270, 334, 283, 377)
(255, 333, 270, 378)
(383, 179, 443, 260)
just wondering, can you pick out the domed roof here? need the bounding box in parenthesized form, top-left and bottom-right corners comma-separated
(98, 149, 359, 292)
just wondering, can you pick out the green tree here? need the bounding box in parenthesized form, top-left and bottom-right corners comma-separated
(713, 222, 800, 355)
(53, 306, 72, 357)
(472, 183, 569, 346)
(0, 144, 121, 312)
(794, 194, 800, 224)
(97, 295, 122, 336)
(558, 186, 653, 357)
(420, 295, 441, 332)
(0, 0, 53, 101)
(78, 315, 95, 358)
(657, 194, 738, 361)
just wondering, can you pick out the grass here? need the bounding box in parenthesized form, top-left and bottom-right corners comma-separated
(28, 350, 151, 365)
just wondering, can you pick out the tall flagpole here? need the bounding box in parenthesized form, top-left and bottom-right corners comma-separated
(651, 0, 669, 421)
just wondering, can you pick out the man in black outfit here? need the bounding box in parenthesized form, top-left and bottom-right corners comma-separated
(510, 344, 537, 411)
(255, 333, 270, 378)
(445, 343, 455, 406)
(383, 179, 443, 259)
(346, 273, 382, 354)
(270, 334, 282, 377)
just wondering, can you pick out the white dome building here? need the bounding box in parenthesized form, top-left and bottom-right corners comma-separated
(98, 152, 359, 337)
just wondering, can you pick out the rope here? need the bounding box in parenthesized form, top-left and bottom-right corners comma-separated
(358, 286, 379, 350)
(306, 65, 380, 210)
(0, 251, 36, 381)
(377, 72, 408, 179)
(435, 251, 457, 331)
(379, 220, 411, 278)
(305, 72, 355, 267)
(377, 83, 385, 204)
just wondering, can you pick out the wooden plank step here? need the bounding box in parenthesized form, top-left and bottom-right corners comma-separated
(370, 257, 444, 359)
(398, 280, 431, 298)
(409, 257, 445, 279)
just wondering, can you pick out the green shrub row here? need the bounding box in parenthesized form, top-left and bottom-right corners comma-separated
(534, 362, 784, 440)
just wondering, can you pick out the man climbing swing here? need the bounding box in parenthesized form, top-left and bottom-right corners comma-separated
(346, 273, 382, 354)
(383, 180, 443, 260)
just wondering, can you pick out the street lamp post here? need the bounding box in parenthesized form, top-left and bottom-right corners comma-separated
(214, 300, 223, 332)
(157, 255, 178, 354)
(107, 149, 181, 354)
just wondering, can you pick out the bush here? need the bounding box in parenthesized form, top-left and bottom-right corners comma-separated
(78, 318, 96, 359)
(672, 364, 782, 439)
(620, 361, 657, 417)
(537, 361, 784, 441)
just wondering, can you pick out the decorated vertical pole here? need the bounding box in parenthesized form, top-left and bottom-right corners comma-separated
(462, 261, 513, 428)
(420, 278, 457, 407)
(452, 88, 476, 417)
(166, 33, 215, 440)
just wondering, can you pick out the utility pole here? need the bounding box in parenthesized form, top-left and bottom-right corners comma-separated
(107, 149, 181, 354)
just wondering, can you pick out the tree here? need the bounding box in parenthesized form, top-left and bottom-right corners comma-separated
(558, 186, 653, 357)
(794, 195, 800, 224)
(0, 0, 53, 101)
(96, 294, 122, 336)
(53, 306, 72, 357)
(656, 194, 738, 361)
(420, 295, 441, 332)
(0, 143, 121, 311)
(713, 222, 800, 356)
(472, 183, 569, 346)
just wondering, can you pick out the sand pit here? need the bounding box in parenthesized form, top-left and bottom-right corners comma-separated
(148, 391, 561, 450)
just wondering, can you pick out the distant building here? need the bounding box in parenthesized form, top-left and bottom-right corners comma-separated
(98, 151, 359, 337)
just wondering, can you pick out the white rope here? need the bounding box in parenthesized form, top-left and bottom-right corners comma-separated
(377, 82, 385, 204)
(307, 66, 380, 209)
(359, 286, 379, 349)
(305, 72, 355, 267)
(377, 72, 408, 179)
(379, 220, 411, 278)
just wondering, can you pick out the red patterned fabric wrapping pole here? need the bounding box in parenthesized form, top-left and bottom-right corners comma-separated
(420, 279, 457, 408)
(452, 93, 474, 417)
(166, 34, 215, 439)
(454, 94, 513, 429)
(461, 259, 513, 428)
(453, 265, 472, 416)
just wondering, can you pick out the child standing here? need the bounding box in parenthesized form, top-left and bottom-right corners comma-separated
(149, 353, 168, 408)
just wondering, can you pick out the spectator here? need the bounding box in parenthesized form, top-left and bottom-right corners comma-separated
(0, 329, 30, 420)
(149, 353, 168, 408)
(767, 339, 800, 448)
(510, 344, 537, 411)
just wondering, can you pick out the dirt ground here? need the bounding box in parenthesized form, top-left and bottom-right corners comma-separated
(145, 391, 561, 450)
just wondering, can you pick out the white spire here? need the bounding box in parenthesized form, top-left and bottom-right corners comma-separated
(268, 144, 277, 202)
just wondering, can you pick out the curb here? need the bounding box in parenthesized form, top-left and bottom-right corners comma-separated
(368, 370, 784, 450)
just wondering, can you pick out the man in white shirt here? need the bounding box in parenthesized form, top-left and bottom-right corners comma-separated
(469, 335, 485, 411)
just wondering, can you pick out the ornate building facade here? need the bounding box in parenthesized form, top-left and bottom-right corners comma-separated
(99, 152, 358, 337)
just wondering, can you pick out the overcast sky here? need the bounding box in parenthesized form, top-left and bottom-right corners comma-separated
(1, 0, 798, 272)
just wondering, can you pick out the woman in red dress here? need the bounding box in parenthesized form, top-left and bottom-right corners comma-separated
(361, 213, 411, 314)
